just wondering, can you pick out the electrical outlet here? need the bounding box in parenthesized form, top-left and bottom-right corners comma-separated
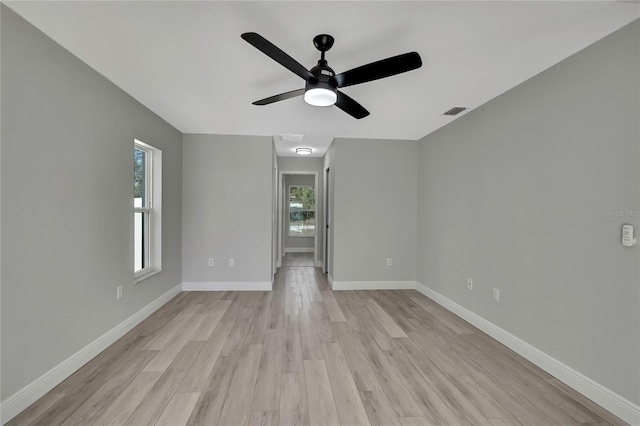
(229, 258, 235, 267)
(386, 258, 392, 266)
(467, 278, 473, 290)
(208, 258, 214, 267)
(493, 288, 500, 302)
(116, 286, 123, 300)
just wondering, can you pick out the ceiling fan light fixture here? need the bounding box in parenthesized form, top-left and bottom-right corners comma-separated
(304, 87, 337, 107)
(295, 147, 313, 155)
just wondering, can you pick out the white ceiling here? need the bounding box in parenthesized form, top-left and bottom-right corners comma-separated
(6, 1, 639, 157)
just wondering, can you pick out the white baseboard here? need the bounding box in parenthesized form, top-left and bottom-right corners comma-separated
(331, 280, 417, 291)
(284, 247, 314, 253)
(414, 282, 640, 425)
(315, 260, 323, 269)
(182, 281, 272, 291)
(277, 258, 282, 268)
(0, 284, 182, 425)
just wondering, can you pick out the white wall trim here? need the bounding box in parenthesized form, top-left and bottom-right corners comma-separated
(331, 280, 417, 291)
(182, 281, 272, 291)
(315, 260, 323, 269)
(0, 284, 182, 425)
(284, 247, 314, 253)
(414, 282, 640, 426)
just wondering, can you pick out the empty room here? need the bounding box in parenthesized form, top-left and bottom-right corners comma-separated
(1, 1, 639, 425)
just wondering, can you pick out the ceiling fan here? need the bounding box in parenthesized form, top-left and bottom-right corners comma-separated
(241, 32, 422, 119)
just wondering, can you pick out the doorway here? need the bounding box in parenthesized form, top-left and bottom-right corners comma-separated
(278, 171, 318, 268)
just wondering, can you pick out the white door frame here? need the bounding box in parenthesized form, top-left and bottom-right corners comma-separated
(278, 171, 319, 267)
(324, 167, 330, 274)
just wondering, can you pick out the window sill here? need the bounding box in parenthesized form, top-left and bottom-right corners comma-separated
(135, 269, 161, 283)
(288, 234, 315, 238)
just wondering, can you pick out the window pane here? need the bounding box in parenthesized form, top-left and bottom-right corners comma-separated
(289, 186, 315, 237)
(134, 148, 146, 207)
(134, 211, 145, 271)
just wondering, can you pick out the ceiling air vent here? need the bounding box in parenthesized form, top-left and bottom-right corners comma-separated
(279, 134, 304, 143)
(443, 107, 467, 116)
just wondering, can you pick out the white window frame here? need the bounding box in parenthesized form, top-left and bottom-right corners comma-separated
(134, 139, 162, 282)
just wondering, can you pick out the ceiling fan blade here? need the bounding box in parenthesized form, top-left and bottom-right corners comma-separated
(241, 32, 314, 81)
(334, 52, 422, 88)
(335, 91, 370, 119)
(252, 89, 305, 105)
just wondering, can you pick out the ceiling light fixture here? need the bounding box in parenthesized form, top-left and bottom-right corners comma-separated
(304, 82, 337, 107)
(295, 147, 312, 155)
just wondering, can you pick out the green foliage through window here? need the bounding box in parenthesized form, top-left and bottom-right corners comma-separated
(134, 148, 145, 200)
(289, 186, 315, 237)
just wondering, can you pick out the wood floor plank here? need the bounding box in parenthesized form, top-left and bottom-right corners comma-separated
(280, 373, 310, 426)
(364, 299, 408, 338)
(220, 306, 256, 356)
(321, 290, 347, 322)
(285, 268, 300, 315)
(399, 417, 433, 426)
(186, 355, 239, 426)
(310, 301, 336, 343)
(489, 418, 523, 426)
(332, 322, 382, 391)
(246, 291, 273, 344)
(249, 410, 280, 426)
(190, 299, 232, 341)
(49, 332, 149, 395)
(545, 378, 626, 426)
(92, 371, 162, 426)
(267, 290, 285, 330)
(143, 313, 208, 372)
(357, 333, 424, 418)
(300, 307, 324, 360)
(60, 350, 158, 425)
(351, 302, 395, 351)
(155, 392, 200, 426)
(304, 360, 340, 426)
(282, 313, 304, 373)
(478, 380, 550, 426)
(5, 392, 65, 426)
(322, 342, 371, 426)
(178, 320, 234, 392)
(409, 296, 472, 334)
(359, 390, 401, 426)
(304, 267, 323, 302)
(217, 343, 263, 426)
(252, 328, 283, 411)
(30, 336, 153, 426)
(142, 303, 200, 350)
(394, 337, 496, 424)
(383, 346, 468, 425)
(125, 341, 203, 426)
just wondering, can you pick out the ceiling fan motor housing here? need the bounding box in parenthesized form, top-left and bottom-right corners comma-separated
(308, 60, 338, 92)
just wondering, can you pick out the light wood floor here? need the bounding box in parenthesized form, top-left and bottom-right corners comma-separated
(281, 252, 315, 267)
(10, 266, 626, 426)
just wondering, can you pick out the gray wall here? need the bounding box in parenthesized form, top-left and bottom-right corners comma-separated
(284, 174, 315, 250)
(332, 138, 418, 283)
(417, 20, 640, 404)
(1, 6, 183, 400)
(182, 134, 273, 284)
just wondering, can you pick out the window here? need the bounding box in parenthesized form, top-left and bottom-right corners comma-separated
(289, 185, 315, 237)
(134, 139, 162, 281)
